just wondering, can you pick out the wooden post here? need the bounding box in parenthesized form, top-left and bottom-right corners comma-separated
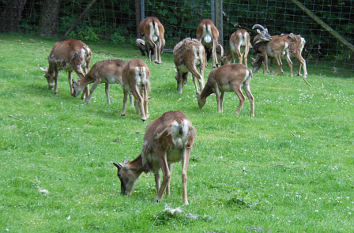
(211, 0, 215, 23)
(291, 0, 354, 52)
(215, 0, 223, 47)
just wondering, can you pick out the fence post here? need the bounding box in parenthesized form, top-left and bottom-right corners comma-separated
(141, 0, 145, 20)
(215, 0, 223, 47)
(211, 0, 215, 23)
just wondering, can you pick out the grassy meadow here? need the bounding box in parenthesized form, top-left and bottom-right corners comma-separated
(0, 34, 353, 232)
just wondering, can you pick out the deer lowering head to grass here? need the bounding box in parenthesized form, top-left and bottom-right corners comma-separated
(196, 19, 221, 68)
(173, 38, 206, 95)
(138, 17, 165, 64)
(112, 111, 196, 205)
(40, 39, 91, 97)
(121, 58, 150, 121)
(197, 64, 254, 117)
(222, 29, 251, 67)
(72, 59, 133, 105)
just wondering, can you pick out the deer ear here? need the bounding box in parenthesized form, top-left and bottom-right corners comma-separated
(40, 67, 48, 72)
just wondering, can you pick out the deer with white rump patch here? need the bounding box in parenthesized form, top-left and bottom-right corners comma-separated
(40, 39, 91, 97)
(72, 59, 132, 105)
(173, 38, 206, 95)
(198, 64, 255, 117)
(137, 17, 165, 64)
(221, 29, 251, 67)
(196, 19, 221, 68)
(112, 111, 196, 205)
(121, 58, 150, 122)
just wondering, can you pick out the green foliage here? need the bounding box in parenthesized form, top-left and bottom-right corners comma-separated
(68, 26, 99, 42)
(0, 34, 353, 233)
(111, 31, 125, 44)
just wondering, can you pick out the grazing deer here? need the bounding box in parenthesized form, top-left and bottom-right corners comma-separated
(121, 58, 150, 121)
(138, 17, 165, 64)
(196, 19, 221, 68)
(111, 111, 196, 205)
(197, 64, 254, 117)
(40, 39, 91, 97)
(72, 59, 132, 105)
(223, 29, 251, 67)
(173, 38, 206, 95)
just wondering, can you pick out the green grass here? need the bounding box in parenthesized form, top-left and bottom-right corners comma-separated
(0, 33, 353, 233)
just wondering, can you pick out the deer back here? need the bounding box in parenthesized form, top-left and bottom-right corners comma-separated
(173, 38, 205, 68)
(123, 58, 150, 91)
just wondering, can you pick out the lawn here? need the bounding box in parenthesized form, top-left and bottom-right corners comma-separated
(0, 34, 353, 232)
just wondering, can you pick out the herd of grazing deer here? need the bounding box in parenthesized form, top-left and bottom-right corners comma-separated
(39, 17, 308, 205)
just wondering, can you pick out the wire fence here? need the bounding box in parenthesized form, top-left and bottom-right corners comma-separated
(17, 0, 354, 71)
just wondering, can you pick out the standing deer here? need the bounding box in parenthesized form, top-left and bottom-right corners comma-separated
(40, 39, 91, 97)
(252, 24, 292, 76)
(197, 64, 254, 117)
(111, 111, 196, 205)
(72, 59, 132, 105)
(138, 17, 165, 64)
(173, 38, 206, 95)
(223, 29, 251, 67)
(121, 58, 150, 121)
(196, 19, 221, 68)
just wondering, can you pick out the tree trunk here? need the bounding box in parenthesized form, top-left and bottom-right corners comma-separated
(0, 0, 28, 32)
(38, 0, 62, 37)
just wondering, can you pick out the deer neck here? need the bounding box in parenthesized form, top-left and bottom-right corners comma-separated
(127, 154, 148, 174)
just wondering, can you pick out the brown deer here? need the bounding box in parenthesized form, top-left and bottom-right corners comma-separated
(223, 29, 251, 67)
(40, 39, 91, 97)
(121, 58, 150, 122)
(196, 19, 221, 68)
(72, 59, 132, 105)
(252, 34, 293, 77)
(197, 64, 254, 117)
(173, 38, 206, 95)
(280, 33, 308, 78)
(111, 111, 196, 205)
(138, 17, 165, 64)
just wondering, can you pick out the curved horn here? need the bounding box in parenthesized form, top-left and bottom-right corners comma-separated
(110, 161, 123, 169)
(252, 24, 265, 31)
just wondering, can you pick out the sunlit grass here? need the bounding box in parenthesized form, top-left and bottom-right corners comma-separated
(0, 34, 353, 232)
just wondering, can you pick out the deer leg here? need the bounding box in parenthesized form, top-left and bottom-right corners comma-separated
(182, 147, 191, 205)
(54, 69, 58, 94)
(68, 71, 73, 95)
(274, 55, 282, 76)
(244, 45, 250, 68)
(85, 80, 99, 104)
(83, 85, 90, 100)
(220, 91, 225, 113)
(212, 40, 218, 68)
(156, 151, 170, 202)
(143, 86, 149, 119)
(129, 92, 133, 107)
(263, 53, 269, 74)
(166, 164, 173, 196)
(233, 85, 245, 115)
(154, 172, 160, 193)
(285, 52, 293, 77)
(121, 88, 129, 117)
(105, 83, 110, 104)
(242, 80, 255, 117)
(186, 63, 204, 94)
(215, 85, 222, 113)
(131, 87, 146, 121)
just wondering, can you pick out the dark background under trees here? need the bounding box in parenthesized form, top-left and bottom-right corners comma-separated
(0, 0, 353, 70)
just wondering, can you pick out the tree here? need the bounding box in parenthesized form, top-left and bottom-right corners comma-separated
(38, 0, 62, 37)
(0, 0, 28, 32)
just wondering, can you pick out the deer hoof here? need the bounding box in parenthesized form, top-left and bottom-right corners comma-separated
(121, 113, 126, 117)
